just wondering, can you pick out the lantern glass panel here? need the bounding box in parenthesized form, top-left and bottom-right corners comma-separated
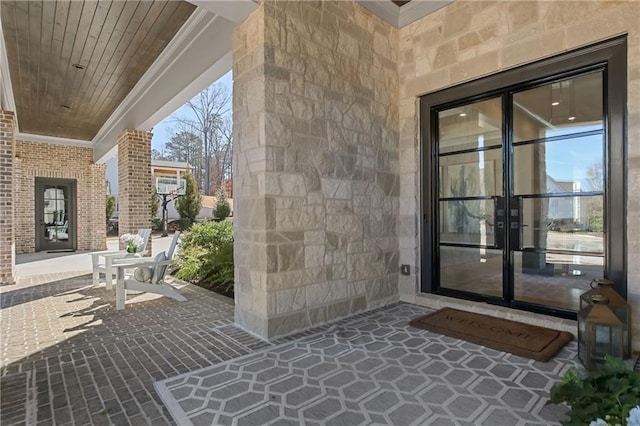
(578, 303, 624, 370)
(579, 281, 631, 359)
(578, 309, 587, 364)
(591, 323, 623, 359)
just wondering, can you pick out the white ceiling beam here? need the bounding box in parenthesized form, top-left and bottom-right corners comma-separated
(137, 50, 233, 132)
(186, 0, 258, 23)
(356, 1, 398, 27)
(92, 7, 239, 162)
(356, 0, 453, 28)
(16, 132, 91, 148)
(398, 1, 452, 27)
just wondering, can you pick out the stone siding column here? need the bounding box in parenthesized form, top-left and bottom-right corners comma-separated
(117, 130, 153, 256)
(233, 1, 400, 339)
(233, 6, 270, 337)
(0, 111, 16, 285)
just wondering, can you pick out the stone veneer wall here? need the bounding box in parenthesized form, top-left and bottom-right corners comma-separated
(117, 130, 153, 256)
(0, 111, 16, 284)
(14, 141, 106, 254)
(396, 1, 640, 347)
(233, 1, 400, 338)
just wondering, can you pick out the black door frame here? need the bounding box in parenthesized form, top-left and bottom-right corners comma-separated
(35, 177, 78, 252)
(419, 36, 627, 317)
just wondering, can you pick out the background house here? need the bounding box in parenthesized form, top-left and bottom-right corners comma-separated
(107, 158, 233, 221)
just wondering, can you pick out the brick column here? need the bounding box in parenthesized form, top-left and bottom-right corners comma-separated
(0, 111, 16, 285)
(117, 130, 153, 256)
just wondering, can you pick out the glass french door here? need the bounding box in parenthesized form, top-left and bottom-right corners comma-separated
(434, 71, 607, 313)
(35, 178, 77, 252)
(437, 96, 505, 300)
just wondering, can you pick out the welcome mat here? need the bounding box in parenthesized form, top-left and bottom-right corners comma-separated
(409, 308, 573, 362)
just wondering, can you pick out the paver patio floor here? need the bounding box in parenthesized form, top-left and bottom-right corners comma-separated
(2, 269, 577, 426)
(156, 303, 574, 426)
(0, 271, 283, 425)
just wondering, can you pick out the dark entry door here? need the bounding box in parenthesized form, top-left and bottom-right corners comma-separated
(421, 37, 626, 319)
(35, 178, 77, 252)
(436, 96, 505, 301)
(434, 72, 606, 314)
(510, 73, 606, 311)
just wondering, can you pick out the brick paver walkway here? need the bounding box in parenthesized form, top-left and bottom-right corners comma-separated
(1, 271, 270, 425)
(1, 271, 350, 426)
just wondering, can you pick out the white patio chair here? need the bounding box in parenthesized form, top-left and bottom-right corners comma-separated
(111, 231, 184, 310)
(91, 228, 152, 289)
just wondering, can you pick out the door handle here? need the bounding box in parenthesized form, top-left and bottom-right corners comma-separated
(494, 196, 505, 249)
(509, 197, 521, 250)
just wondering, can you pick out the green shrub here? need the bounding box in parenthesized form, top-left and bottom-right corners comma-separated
(200, 239, 234, 295)
(589, 215, 604, 233)
(178, 217, 192, 231)
(106, 195, 116, 223)
(548, 356, 640, 425)
(151, 217, 163, 231)
(174, 245, 207, 281)
(151, 187, 160, 219)
(179, 220, 233, 250)
(175, 220, 234, 297)
(175, 173, 201, 228)
(213, 188, 231, 222)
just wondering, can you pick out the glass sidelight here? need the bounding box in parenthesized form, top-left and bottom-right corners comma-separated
(35, 178, 76, 252)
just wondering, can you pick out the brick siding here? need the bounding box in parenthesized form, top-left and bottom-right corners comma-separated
(14, 141, 106, 254)
(117, 130, 153, 256)
(0, 111, 16, 284)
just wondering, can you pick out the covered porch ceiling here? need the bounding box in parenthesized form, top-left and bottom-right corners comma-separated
(0, 0, 257, 162)
(0, 0, 450, 163)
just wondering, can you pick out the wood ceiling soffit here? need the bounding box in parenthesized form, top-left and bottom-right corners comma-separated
(0, 1, 196, 141)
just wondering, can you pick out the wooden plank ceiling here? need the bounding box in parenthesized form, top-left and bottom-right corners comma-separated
(1, 1, 196, 141)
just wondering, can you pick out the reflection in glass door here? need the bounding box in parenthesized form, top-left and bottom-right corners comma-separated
(511, 72, 604, 311)
(434, 71, 606, 312)
(437, 97, 504, 300)
(35, 178, 76, 252)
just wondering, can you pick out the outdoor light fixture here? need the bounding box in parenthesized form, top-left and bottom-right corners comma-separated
(578, 278, 631, 370)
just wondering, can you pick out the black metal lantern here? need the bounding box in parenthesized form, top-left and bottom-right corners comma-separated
(578, 278, 631, 370)
(580, 278, 632, 358)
